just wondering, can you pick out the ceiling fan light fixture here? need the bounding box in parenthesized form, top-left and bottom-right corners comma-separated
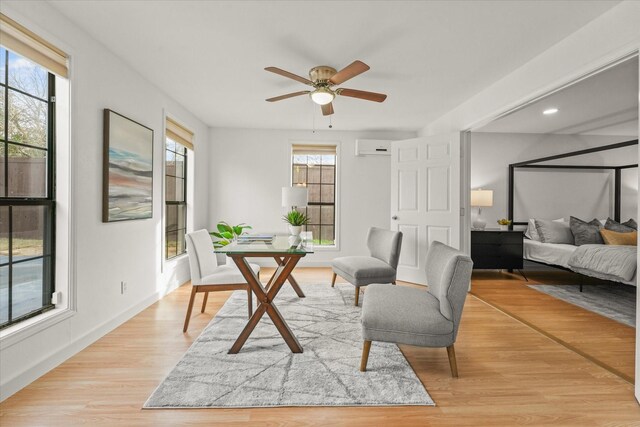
(310, 87, 334, 105)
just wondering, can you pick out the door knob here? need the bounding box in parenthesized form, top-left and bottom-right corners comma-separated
(392, 215, 398, 220)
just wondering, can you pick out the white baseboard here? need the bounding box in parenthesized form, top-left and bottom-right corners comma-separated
(0, 281, 183, 402)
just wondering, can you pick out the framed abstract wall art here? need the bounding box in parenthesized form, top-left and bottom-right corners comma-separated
(103, 109, 154, 222)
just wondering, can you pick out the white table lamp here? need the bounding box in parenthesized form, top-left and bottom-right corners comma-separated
(470, 189, 493, 230)
(282, 186, 308, 210)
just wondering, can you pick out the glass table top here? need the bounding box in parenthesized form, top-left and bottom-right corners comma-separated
(215, 232, 314, 255)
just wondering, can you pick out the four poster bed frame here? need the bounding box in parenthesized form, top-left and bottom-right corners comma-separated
(506, 139, 638, 289)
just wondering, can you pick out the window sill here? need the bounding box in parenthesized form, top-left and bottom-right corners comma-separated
(165, 253, 188, 263)
(0, 307, 75, 350)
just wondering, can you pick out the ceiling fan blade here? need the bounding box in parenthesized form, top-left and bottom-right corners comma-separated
(321, 102, 334, 116)
(265, 67, 314, 86)
(329, 60, 370, 85)
(265, 91, 310, 102)
(338, 88, 387, 103)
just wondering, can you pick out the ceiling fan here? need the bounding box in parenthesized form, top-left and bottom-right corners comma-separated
(264, 60, 387, 116)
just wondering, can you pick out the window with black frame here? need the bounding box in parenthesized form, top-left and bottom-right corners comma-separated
(291, 145, 337, 246)
(165, 137, 187, 259)
(0, 47, 56, 329)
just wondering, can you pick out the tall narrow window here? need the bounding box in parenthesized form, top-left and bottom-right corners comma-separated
(291, 144, 337, 246)
(165, 118, 193, 259)
(0, 47, 56, 329)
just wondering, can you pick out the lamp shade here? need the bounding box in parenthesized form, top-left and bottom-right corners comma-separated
(470, 189, 493, 207)
(282, 186, 308, 208)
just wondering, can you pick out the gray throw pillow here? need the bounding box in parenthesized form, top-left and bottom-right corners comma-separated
(605, 218, 636, 233)
(569, 216, 603, 246)
(535, 219, 574, 244)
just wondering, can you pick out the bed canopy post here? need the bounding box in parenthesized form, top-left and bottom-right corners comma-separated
(614, 168, 621, 223)
(508, 165, 514, 230)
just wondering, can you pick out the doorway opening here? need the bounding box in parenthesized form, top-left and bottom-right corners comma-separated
(466, 55, 639, 383)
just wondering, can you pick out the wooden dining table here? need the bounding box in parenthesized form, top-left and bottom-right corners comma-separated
(215, 233, 313, 354)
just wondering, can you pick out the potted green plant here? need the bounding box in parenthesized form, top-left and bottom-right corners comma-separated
(282, 210, 309, 236)
(497, 218, 512, 231)
(210, 221, 252, 248)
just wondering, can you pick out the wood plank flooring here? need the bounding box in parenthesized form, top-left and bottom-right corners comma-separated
(1, 267, 638, 426)
(470, 270, 636, 383)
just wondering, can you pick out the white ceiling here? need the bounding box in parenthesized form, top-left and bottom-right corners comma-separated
(50, 0, 621, 132)
(477, 56, 639, 135)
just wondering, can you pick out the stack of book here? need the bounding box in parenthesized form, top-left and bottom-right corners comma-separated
(237, 234, 274, 244)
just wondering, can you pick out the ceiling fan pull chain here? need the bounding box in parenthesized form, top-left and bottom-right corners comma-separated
(329, 115, 332, 129)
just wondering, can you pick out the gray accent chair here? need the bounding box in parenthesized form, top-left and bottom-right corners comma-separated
(331, 227, 403, 306)
(359, 241, 473, 377)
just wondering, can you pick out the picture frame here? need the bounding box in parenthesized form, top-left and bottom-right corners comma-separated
(102, 109, 154, 222)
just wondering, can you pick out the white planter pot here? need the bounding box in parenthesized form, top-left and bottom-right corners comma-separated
(499, 225, 509, 231)
(289, 225, 302, 236)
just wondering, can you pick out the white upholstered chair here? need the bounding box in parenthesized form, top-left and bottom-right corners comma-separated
(184, 229, 260, 332)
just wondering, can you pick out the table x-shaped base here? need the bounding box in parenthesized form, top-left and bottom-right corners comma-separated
(228, 254, 304, 354)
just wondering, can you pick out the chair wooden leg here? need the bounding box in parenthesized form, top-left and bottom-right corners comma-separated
(355, 287, 360, 306)
(247, 288, 253, 318)
(200, 292, 209, 313)
(331, 272, 337, 287)
(183, 286, 198, 333)
(447, 344, 459, 378)
(360, 340, 372, 372)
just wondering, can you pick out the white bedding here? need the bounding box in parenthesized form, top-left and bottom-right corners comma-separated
(523, 239, 637, 286)
(523, 239, 576, 269)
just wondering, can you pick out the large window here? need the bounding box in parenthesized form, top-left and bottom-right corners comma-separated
(164, 117, 193, 260)
(0, 47, 56, 329)
(165, 137, 187, 259)
(292, 144, 337, 246)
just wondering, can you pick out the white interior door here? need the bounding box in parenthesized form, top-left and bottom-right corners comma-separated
(390, 134, 461, 284)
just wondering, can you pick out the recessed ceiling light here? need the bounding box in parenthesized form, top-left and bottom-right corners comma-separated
(543, 108, 559, 115)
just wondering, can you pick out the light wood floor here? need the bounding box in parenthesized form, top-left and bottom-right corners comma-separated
(1, 267, 639, 426)
(470, 270, 636, 383)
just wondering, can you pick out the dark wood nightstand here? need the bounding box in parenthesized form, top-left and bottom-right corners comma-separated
(470, 230, 525, 278)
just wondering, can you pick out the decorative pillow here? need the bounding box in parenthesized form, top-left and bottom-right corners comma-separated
(524, 219, 539, 241)
(569, 216, 603, 246)
(525, 217, 565, 241)
(605, 218, 636, 233)
(600, 229, 637, 246)
(534, 219, 574, 244)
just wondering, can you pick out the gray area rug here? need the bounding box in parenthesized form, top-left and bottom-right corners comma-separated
(528, 284, 636, 327)
(144, 283, 434, 408)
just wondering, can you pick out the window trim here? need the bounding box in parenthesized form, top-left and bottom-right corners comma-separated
(0, 49, 56, 330)
(162, 113, 193, 266)
(0, 13, 74, 347)
(289, 141, 340, 251)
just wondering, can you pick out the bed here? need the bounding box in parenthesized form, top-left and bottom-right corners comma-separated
(508, 140, 638, 287)
(523, 239, 637, 286)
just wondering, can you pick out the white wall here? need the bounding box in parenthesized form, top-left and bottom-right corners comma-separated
(471, 133, 638, 225)
(209, 128, 415, 267)
(418, 0, 639, 402)
(0, 2, 210, 400)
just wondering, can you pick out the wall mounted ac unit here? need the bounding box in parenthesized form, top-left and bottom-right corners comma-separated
(355, 139, 391, 156)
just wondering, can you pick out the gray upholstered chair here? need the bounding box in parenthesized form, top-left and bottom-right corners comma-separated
(359, 241, 473, 377)
(184, 229, 260, 332)
(331, 227, 403, 306)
